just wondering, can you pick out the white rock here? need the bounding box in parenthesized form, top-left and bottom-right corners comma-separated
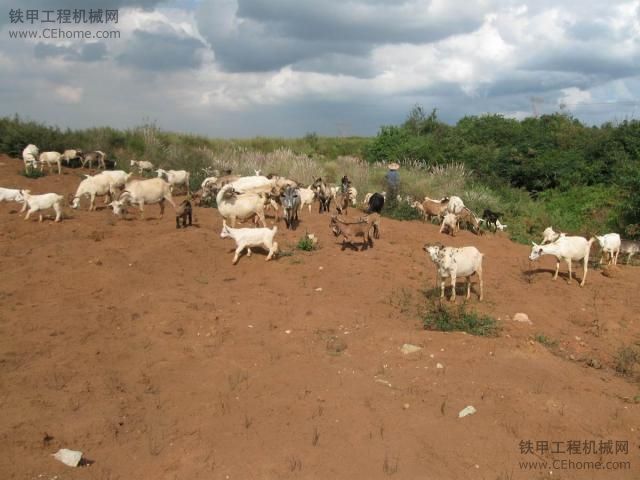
(513, 313, 531, 324)
(436, 363, 444, 369)
(52, 449, 83, 467)
(458, 405, 477, 418)
(400, 343, 422, 354)
(315, 287, 323, 292)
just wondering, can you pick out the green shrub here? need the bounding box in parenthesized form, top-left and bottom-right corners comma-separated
(21, 166, 45, 179)
(422, 302, 500, 337)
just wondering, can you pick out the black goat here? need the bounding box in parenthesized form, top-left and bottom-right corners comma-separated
(482, 208, 503, 232)
(367, 192, 385, 214)
(176, 200, 192, 229)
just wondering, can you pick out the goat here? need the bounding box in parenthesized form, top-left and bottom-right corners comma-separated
(109, 177, 175, 218)
(423, 243, 484, 301)
(20, 190, 64, 222)
(419, 197, 449, 222)
(281, 185, 301, 230)
(22, 144, 39, 168)
(495, 219, 507, 231)
(70, 174, 116, 210)
(156, 168, 190, 193)
(329, 213, 377, 250)
(366, 192, 385, 214)
(620, 239, 640, 264)
(440, 213, 458, 236)
(595, 233, 621, 265)
(335, 191, 350, 215)
(130, 159, 154, 173)
(312, 178, 332, 213)
(446, 195, 465, 214)
(175, 199, 192, 228)
(457, 207, 482, 234)
(38, 151, 62, 175)
(59, 149, 83, 167)
(541, 227, 564, 245)
(0, 187, 25, 204)
(220, 222, 278, 264)
(297, 187, 316, 214)
(529, 236, 595, 287)
(482, 209, 503, 232)
(216, 184, 267, 228)
(81, 150, 106, 170)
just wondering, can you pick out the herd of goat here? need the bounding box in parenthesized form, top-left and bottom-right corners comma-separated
(1, 143, 639, 302)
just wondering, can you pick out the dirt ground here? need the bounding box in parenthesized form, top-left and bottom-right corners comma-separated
(0, 155, 638, 480)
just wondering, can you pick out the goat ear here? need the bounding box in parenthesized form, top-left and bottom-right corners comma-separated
(531, 241, 538, 246)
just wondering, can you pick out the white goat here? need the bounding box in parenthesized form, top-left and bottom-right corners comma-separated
(96, 170, 132, 190)
(216, 185, 267, 227)
(495, 219, 507, 231)
(60, 149, 82, 165)
(440, 213, 458, 236)
(71, 174, 116, 210)
(595, 233, 621, 265)
(541, 227, 564, 244)
(424, 244, 484, 301)
(297, 187, 316, 214)
(130, 159, 154, 173)
(109, 178, 175, 218)
(529, 236, 595, 287)
(230, 175, 275, 194)
(446, 195, 465, 214)
(20, 190, 64, 222)
(220, 222, 278, 264)
(39, 151, 62, 174)
(22, 144, 39, 168)
(0, 187, 24, 203)
(156, 168, 190, 193)
(347, 186, 358, 206)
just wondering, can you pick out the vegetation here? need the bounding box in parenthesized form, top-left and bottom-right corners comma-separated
(614, 345, 640, 376)
(422, 301, 500, 337)
(2, 106, 638, 241)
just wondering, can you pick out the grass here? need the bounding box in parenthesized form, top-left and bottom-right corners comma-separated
(614, 345, 640, 376)
(296, 234, 316, 251)
(21, 166, 45, 179)
(422, 301, 500, 337)
(382, 198, 423, 221)
(534, 333, 558, 348)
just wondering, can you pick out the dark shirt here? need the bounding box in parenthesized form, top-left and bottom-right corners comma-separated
(386, 170, 400, 187)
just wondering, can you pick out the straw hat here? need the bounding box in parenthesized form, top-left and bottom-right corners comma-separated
(388, 162, 400, 170)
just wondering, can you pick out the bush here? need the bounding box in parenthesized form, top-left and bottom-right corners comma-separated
(296, 234, 316, 251)
(422, 302, 500, 337)
(21, 166, 45, 179)
(382, 198, 423, 221)
(614, 345, 640, 376)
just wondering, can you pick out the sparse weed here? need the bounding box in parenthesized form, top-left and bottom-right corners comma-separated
(422, 301, 500, 337)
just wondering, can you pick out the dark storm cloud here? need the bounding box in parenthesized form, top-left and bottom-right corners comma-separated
(197, 0, 489, 73)
(116, 30, 207, 71)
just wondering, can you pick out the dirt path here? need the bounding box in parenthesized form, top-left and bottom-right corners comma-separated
(0, 156, 638, 479)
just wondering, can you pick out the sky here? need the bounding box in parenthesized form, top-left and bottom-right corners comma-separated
(1, 0, 639, 137)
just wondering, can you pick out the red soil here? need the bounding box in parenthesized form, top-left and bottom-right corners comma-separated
(0, 156, 638, 479)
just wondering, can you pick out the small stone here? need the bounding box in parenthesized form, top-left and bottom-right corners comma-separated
(52, 449, 83, 467)
(400, 344, 422, 355)
(285, 330, 291, 334)
(587, 358, 602, 369)
(436, 363, 444, 369)
(315, 287, 323, 292)
(458, 405, 476, 418)
(513, 313, 531, 324)
(403, 403, 410, 410)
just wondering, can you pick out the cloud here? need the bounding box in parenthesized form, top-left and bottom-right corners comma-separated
(197, 0, 493, 73)
(116, 29, 207, 71)
(1, 0, 639, 136)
